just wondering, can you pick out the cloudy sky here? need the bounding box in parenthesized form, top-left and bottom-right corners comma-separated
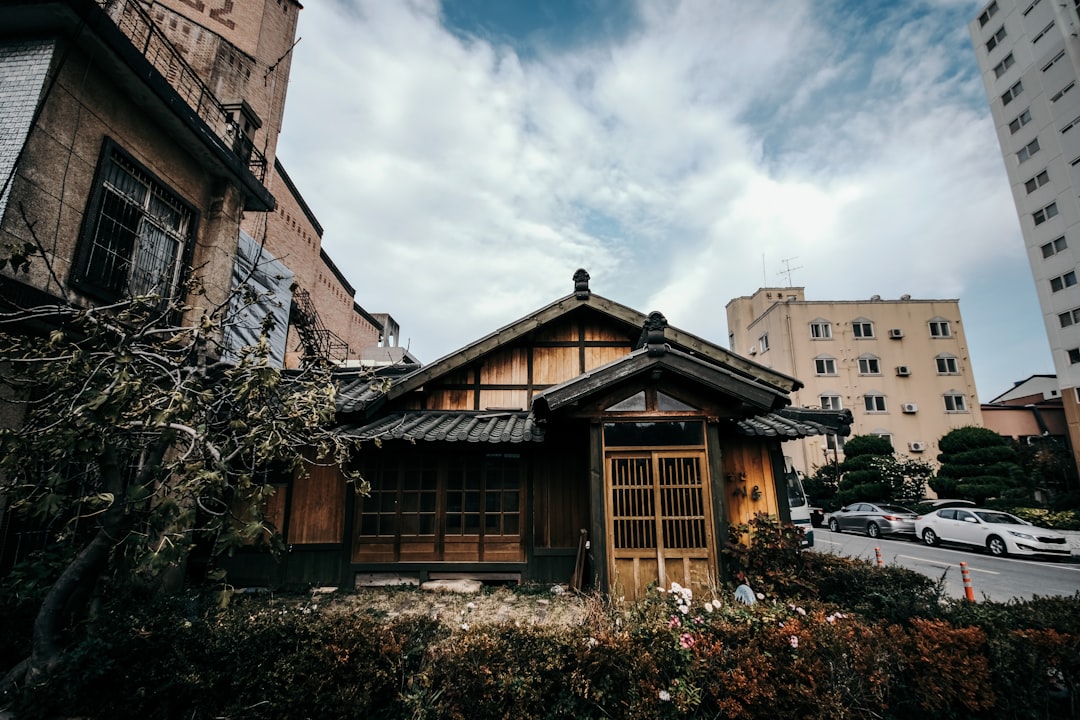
(275, 0, 1052, 400)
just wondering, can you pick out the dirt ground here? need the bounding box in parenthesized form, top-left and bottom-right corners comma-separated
(290, 583, 596, 629)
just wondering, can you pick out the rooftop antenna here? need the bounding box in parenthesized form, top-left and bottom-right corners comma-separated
(762, 254, 767, 285)
(778, 257, 802, 287)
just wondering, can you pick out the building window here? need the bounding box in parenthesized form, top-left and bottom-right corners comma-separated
(863, 394, 887, 413)
(936, 355, 960, 374)
(814, 357, 838, 375)
(1042, 236, 1068, 258)
(852, 320, 874, 338)
(1062, 114, 1080, 134)
(986, 25, 1006, 52)
(1042, 50, 1066, 72)
(944, 394, 968, 412)
(1017, 138, 1040, 163)
(994, 52, 1015, 78)
(929, 319, 952, 337)
(1032, 21, 1055, 45)
(1002, 80, 1023, 105)
(759, 333, 770, 353)
(810, 319, 832, 339)
(979, 1, 998, 25)
(1033, 201, 1058, 225)
(1069, 348, 1080, 364)
(1051, 270, 1077, 292)
(1059, 308, 1080, 328)
(820, 394, 842, 410)
(1051, 82, 1075, 103)
(858, 355, 881, 375)
(71, 140, 195, 303)
(1009, 108, 1032, 134)
(826, 433, 845, 451)
(1022, 0, 1040, 16)
(1025, 170, 1050, 193)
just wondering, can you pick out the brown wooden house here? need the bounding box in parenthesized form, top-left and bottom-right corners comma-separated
(230, 271, 850, 599)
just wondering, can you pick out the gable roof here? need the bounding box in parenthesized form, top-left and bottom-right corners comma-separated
(336, 271, 800, 416)
(532, 345, 791, 417)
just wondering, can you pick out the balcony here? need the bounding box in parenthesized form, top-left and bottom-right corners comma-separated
(98, 0, 267, 182)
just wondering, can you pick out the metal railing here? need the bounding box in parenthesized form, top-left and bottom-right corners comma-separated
(96, 0, 267, 181)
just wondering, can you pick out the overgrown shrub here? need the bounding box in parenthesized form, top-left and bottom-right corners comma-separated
(3, 566, 1079, 718)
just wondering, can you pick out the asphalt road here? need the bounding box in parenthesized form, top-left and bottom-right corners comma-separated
(810, 527, 1080, 602)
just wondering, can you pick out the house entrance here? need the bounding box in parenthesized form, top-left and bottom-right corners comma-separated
(603, 420, 716, 600)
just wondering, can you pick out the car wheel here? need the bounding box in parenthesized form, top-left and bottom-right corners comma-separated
(987, 535, 1008, 557)
(828, 518, 839, 533)
(866, 522, 881, 539)
(922, 528, 939, 547)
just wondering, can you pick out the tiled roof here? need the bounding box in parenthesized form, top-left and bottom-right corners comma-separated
(338, 408, 837, 444)
(338, 411, 546, 444)
(733, 413, 832, 438)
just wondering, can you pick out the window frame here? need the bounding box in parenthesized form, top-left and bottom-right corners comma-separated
(814, 356, 838, 376)
(936, 355, 960, 374)
(863, 393, 887, 413)
(1017, 137, 1041, 163)
(809, 319, 833, 339)
(1051, 270, 1078, 292)
(857, 355, 881, 375)
(1008, 108, 1032, 134)
(1033, 201, 1058, 225)
(1025, 169, 1050, 193)
(819, 394, 842, 410)
(1042, 236, 1068, 258)
(943, 394, 968, 413)
(929, 319, 952, 338)
(70, 138, 198, 304)
(851, 320, 874, 338)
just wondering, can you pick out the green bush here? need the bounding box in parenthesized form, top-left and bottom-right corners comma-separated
(3, 560, 1079, 719)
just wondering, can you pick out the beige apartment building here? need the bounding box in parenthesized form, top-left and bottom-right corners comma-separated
(726, 288, 983, 478)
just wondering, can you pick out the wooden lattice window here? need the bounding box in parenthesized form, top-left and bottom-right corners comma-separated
(446, 454, 521, 537)
(358, 457, 437, 537)
(609, 453, 706, 551)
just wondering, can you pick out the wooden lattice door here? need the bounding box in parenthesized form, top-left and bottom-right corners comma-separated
(606, 450, 716, 600)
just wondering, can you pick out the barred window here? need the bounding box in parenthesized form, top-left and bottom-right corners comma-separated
(72, 140, 195, 303)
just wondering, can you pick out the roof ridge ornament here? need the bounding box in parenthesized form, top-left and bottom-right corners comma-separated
(642, 311, 668, 356)
(573, 269, 590, 299)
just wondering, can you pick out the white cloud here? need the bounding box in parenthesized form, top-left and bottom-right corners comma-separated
(276, 0, 1050, 397)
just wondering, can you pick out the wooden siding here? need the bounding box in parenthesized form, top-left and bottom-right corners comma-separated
(287, 466, 346, 544)
(531, 428, 590, 549)
(414, 314, 636, 412)
(718, 438, 782, 528)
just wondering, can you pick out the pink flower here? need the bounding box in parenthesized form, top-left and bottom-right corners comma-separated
(680, 633, 695, 649)
(668, 615, 681, 628)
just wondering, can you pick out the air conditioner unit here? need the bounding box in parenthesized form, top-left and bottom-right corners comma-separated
(748, 347, 757, 356)
(909, 441, 926, 452)
(889, 328, 904, 339)
(896, 365, 911, 376)
(902, 403, 918, 413)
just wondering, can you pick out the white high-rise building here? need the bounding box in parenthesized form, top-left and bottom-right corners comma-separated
(970, 0, 1080, 466)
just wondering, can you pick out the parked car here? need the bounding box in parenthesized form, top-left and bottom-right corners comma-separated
(826, 502, 918, 538)
(915, 507, 1072, 558)
(912, 498, 975, 516)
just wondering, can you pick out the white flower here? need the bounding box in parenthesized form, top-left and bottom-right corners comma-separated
(659, 690, 672, 702)
(704, 603, 714, 614)
(461, 623, 469, 631)
(670, 582, 683, 593)
(466, 602, 476, 610)
(712, 599, 722, 610)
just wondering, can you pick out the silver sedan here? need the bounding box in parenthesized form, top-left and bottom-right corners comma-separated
(827, 502, 918, 538)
